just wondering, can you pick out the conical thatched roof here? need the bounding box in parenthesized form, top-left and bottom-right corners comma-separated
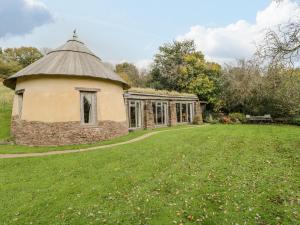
(3, 33, 128, 89)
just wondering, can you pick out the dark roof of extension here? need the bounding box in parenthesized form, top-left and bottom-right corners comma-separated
(3, 31, 128, 89)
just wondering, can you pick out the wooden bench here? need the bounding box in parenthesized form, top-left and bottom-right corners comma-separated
(246, 115, 273, 123)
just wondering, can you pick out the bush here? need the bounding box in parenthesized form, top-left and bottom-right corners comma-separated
(204, 113, 220, 124)
(229, 113, 246, 123)
(219, 115, 231, 124)
(288, 117, 300, 126)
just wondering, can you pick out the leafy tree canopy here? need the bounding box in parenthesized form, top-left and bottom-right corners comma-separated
(115, 62, 146, 87)
(221, 60, 300, 117)
(0, 47, 42, 79)
(148, 40, 222, 110)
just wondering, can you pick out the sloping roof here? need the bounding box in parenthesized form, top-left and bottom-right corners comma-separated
(3, 33, 128, 89)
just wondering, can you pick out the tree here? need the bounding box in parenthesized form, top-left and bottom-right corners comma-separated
(115, 62, 145, 87)
(221, 60, 264, 114)
(221, 59, 300, 117)
(148, 40, 222, 110)
(262, 66, 300, 117)
(2, 47, 43, 67)
(0, 47, 43, 79)
(149, 40, 196, 91)
(178, 53, 222, 110)
(0, 58, 22, 79)
(259, 23, 300, 66)
(258, 1, 300, 65)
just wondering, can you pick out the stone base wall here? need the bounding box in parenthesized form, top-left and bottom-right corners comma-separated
(143, 100, 155, 129)
(169, 101, 177, 126)
(194, 101, 203, 123)
(11, 116, 128, 146)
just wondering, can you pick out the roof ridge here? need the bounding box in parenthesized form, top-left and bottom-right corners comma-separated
(47, 49, 101, 60)
(66, 39, 84, 44)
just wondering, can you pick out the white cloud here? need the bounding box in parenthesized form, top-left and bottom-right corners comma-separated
(0, 0, 53, 37)
(134, 59, 153, 71)
(177, 0, 300, 64)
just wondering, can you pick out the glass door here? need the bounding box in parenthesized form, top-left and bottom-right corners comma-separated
(153, 101, 168, 126)
(129, 101, 142, 129)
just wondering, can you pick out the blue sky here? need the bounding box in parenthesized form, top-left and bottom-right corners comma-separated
(0, 0, 299, 68)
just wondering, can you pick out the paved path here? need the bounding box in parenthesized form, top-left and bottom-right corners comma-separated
(0, 125, 207, 159)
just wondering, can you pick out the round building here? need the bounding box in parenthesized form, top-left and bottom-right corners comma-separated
(3, 33, 129, 146)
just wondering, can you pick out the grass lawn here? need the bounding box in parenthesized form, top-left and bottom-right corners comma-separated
(0, 81, 14, 140)
(0, 103, 12, 140)
(0, 124, 299, 225)
(0, 125, 192, 154)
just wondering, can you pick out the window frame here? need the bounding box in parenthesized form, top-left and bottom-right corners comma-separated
(128, 100, 142, 129)
(175, 102, 194, 124)
(79, 91, 98, 126)
(152, 101, 168, 126)
(15, 89, 25, 119)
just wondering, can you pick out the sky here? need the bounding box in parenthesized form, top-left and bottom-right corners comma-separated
(0, 0, 300, 69)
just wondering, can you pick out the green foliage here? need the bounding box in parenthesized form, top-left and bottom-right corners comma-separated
(115, 62, 147, 87)
(288, 117, 300, 126)
(262, 67, 300, 117)
(0, 47, 42, 79)
(1, 125, 299, 224)
(0, 59, 22, 79)
(149, 40, 196, 91)
(181, 55, 222, 110)
(148, 40, 222, 111)
(2, 47, 43, 67)
(221, 60, 262, 114)
(221, 61, 300, 118)
(203, 112, 220, 124)
(229, 113, 246, 123)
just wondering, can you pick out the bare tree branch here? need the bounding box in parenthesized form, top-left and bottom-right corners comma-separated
(258, 23, 300, 67)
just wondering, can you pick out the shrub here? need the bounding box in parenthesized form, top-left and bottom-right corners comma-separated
(219, 116, 231, 124)
(288, 117, 300, 126)
(229, 113, 246, 123)
(204, 113, 220, 124)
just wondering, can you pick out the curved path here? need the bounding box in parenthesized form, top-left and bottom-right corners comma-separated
(0, 125, 207, 159)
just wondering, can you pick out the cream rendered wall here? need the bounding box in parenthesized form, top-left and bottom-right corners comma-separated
(12, 76, 127, 122)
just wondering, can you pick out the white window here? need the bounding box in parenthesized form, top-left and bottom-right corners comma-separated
(128, 100, 142, 129)
(152, 101, 168, 126)
(176, 102, 194, 123)
(188, 103, 194, 123)
(80, 91, 97, 125)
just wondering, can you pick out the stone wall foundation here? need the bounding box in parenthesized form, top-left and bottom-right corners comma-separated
(11, 117, 128, 146)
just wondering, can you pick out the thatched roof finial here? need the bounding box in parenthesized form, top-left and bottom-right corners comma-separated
(73, 29, 78, 39)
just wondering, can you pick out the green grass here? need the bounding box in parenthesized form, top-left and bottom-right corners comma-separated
(0, 81, 13, 140)
(1, 124, 299, 225)
(0, 125, 190, 154)
(0, 104, 12, 140)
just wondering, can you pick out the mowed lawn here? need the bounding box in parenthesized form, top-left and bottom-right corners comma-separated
(0, 125, 299, 225)
(0, 81, 13, 140)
